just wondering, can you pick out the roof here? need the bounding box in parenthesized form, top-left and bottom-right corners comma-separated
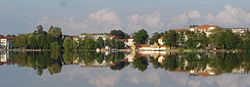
(172, 29, 188, 32)
(0, 36, 14, 40)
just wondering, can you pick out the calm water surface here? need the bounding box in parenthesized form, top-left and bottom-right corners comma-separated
(1, 51, 250, 87)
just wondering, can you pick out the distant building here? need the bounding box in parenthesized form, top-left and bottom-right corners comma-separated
(79, 33, 115, 40)
(0, 36, 14, 49)
(231, 28, 249, 35)
(157, 36, 165, 45)
(189, 24, 219, 36)
(120, 38, 135, 47)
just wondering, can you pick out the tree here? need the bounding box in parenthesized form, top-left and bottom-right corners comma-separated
(163, 30, 178, 48)
(50, 42, 60, 59)
(132, 56, 148, 72)
(110, 30, 126, 39)
(27, 34, 37, 49)
(133, 29, 149, 44)
(96, 37, 104, 48)
(150, 32, 162, 44)
(63, 37, 77, 51)
(224, 30, 240, 49)
(48, 26, 62, 41)
(13, 34, 28, 48)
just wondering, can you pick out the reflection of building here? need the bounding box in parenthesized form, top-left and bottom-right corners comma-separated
(189, 64, 216, 76)
(0, 37, 14, 49)
(0, 51, 12, 65)
(138, 43, 169, 51)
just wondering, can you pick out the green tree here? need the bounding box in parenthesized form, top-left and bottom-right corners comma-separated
(48, 26, 62, 41)
(50, 42, 60, 59)
(133, 29, 149, 44)
(132, 56, 148, 72)
(110, 30, 126, 39)
(163, 30, 178, 48)
(96, 37, 104, 48)
(63, 37, 77, 51)
(150, 32, 162, 44)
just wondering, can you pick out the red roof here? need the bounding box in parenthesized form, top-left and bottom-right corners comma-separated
(0, 36, 14, 40)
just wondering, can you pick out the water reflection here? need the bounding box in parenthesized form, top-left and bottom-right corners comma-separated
(1, 51, 250, 76)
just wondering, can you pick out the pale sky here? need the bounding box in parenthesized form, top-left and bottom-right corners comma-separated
(1, 0, 250, 35)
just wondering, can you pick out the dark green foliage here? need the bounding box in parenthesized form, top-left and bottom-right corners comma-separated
(110, 30, 128, 39)
(163, 30, 178, 48)
(133, 29, 149, 44)
(150, 32, 163, 44)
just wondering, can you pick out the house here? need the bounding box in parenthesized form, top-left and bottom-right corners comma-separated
(0, 36, 14, 49)
(189, 24, 219, 36)
(79, 33, 115, 41)
(157, 36, 165, 45)
(120, 38, 135, 47)
(231, 28, 249, 35)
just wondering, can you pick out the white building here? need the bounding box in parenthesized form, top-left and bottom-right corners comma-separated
(189, 24, 218, 36)
(79, 33, 115, 41)
(0, 37, 13, 49)
(231, 28, 249, 34)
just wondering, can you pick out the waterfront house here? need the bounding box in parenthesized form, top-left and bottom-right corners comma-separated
(157, 36, 165, 45)
(0, 36, 14, 49)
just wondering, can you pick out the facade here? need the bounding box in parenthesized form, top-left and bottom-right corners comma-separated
(189, 24, 219, 36)
(157, 37, 165, 45)
(79, 33, 115, 41)
(231, 28, 249, 34)
(0, 37, 14, 49)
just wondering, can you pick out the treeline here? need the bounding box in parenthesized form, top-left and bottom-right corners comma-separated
(9, 51, 250, 75)
(150, 29, 250, 49)
(12, 24, 250, 50)
(13, 25, 62, 49)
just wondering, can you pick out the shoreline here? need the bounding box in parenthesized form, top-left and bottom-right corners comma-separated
(0, 48, 245, 53)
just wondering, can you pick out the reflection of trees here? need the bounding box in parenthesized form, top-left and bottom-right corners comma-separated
(132, 56, 148, 72)
(8, 51, 250, 76)
(12, 52, 62, 76)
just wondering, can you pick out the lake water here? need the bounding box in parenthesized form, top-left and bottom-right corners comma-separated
(1, 51, 250, 87)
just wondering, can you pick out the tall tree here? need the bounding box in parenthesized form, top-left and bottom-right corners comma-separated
(150, 32, 162, 44)
(163, 30, 178, 48)
(133, 29, 149, 44)
(110, 30, 126, 39)
(63, 37, 77, 51)
(48, 26, 62, 41)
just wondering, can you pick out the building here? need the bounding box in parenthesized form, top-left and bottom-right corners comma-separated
(120, 38, 135, 47)
(189, 24, 219, 36)
(157, 36, 165, 45)
(79, 33, 115, 41)
(231, 28, 249, 35)
(0, 36, 14, 49)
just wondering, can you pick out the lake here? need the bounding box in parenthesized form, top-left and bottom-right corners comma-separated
(1, 51, 250, 87)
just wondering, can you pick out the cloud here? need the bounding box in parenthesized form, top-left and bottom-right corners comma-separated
(170, 5, 250, 28)
(39, 8, 122, 35)
(38, 5, 250, 35)
(126, 12, 165, 33)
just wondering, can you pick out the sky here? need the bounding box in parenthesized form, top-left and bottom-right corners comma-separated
(1, 0, 250, 35)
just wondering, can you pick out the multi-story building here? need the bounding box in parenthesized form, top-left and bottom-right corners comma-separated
(0, 36, 14, 49)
